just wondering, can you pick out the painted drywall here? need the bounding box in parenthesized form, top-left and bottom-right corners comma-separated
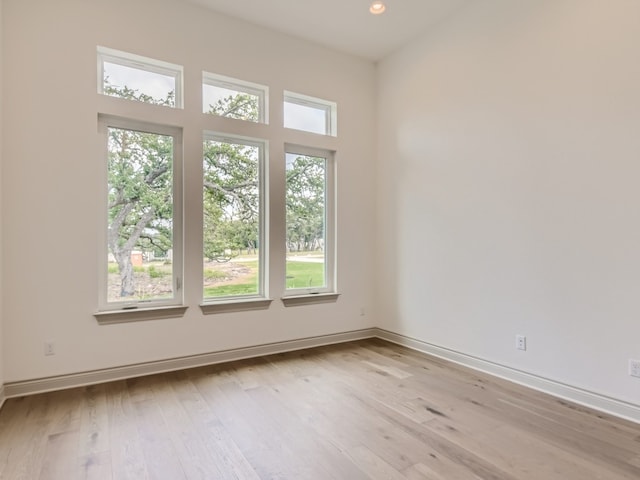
(0, 0, 4, 394)
(2, 0, 377, 382)
(377, 0, 640, 406)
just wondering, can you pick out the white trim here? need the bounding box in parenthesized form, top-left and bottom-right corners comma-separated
(3, 329, 377, 398)
(374, 328, 640, 425)
(0, 385, 6, 411)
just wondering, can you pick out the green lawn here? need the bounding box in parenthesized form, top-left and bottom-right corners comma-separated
(204, 282, 259, 297)
(203, 259, 324, 297)
(285, 260, 325, 289)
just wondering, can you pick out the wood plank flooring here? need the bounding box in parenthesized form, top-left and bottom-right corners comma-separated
(1, 339, 639, 479)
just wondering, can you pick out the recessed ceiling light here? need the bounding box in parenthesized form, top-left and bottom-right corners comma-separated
(370, 1, 386, 15)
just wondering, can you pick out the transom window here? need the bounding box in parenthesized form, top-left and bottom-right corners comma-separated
(284, 91, 337, 136)
(203, 72, 268, 123)
(98, 46, 183, 108)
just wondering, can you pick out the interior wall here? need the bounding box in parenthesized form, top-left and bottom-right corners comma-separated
(0, 0, 4, 395)
(2, 0, 377, 382)
(377, 0, 640, 406)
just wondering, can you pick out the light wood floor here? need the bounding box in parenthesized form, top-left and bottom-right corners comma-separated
(1, 339, 639, 479)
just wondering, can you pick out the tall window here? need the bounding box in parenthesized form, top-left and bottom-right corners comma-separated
(203, 134, 265, 301)
(99, 117, 183, 309)
(285, 146, 335, 294)
(97, 47, 339, 315)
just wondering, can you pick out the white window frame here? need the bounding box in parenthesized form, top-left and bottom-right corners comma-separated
(203, 72, 269, 124)
(284, 91, 337, 137)
(97, 115, 184, 312)
(201, 132, 268, 304)
(283, 144, 336, 296)
(97, 46, 184, 108)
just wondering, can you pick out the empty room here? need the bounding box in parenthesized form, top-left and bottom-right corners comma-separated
(1, 0, 639, 478)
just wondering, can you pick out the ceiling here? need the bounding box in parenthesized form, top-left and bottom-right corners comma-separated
(184, 0, 472, 61)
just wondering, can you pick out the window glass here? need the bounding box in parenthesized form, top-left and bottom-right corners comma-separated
(203, 73, 267, 123)
(98, 47, 182, 108)
(203, 135, 264, 300)
(285, 151, 330, 291)
(284, 92, 336, 136)
(104, 122, 181, 306)
(95, 51, 342, 314)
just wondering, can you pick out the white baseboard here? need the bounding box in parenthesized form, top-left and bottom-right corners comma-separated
(2, 326, 639, 426)
(375, 328, 640, 425)
(3, 328, 377, 399)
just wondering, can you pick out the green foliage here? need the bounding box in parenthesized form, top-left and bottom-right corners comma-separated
(147, 265, 167, 279)
(286, 155, 325, 252)
(107, 125, 174, 251)
(105, 82, 326, 300)
(104, 78, 175, 107)
(203, 139, 259, 262)
(105, 82, 177, 298)
(207, 93, 259, 122)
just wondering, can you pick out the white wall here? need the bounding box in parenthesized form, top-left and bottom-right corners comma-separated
(2, 0, 377, 382)
(377, 0, 640, 406)
(0, 0, 4, 397)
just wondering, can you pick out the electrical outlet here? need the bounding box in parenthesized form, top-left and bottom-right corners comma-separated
(360, 307, 366, 317)
(630, 359, 640, 378)
(516, 335, 527, 351)
(44, 341, 55, 356)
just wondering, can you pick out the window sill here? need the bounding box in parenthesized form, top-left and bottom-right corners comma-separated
(281, 293, 340, 307)
(200, 298, 273, 315)
(94, 305, 188, 325)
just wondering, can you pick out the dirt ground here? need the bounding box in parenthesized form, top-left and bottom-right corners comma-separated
(108, 260, 251, 302)
(203, 260, 253, 286)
